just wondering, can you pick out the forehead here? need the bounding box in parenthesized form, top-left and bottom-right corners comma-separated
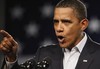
(54, 7, 74, 13)
(54, 7, 76, 19)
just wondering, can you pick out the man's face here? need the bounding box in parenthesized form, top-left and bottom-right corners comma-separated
(53, 8, 88, 49)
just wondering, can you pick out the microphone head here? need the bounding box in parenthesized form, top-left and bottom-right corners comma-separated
(41, 57, 52, 68)
(27, 58, 36, 69)
(43, 57, 52, 64)
(20, 58, 36, 69)
(35, 57, 52, 69)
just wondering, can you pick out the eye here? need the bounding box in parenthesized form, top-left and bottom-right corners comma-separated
(61, 19, 72, 24)
(53, 19, 59, 24)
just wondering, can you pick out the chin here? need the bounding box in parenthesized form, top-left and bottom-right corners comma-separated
(59, 44, 69, 48)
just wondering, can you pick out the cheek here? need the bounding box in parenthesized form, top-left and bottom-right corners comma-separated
(54, 23, 57, 30)
(64, 25, 74, 34)
(64, 24, 81, 36)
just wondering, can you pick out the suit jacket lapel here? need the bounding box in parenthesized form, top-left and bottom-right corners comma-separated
(59, 48, 64, 69)
(75, 36, 96, 69)
(52, 45, 64, 69)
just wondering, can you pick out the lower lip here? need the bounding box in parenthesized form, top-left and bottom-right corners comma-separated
(58, 38, 65, 43)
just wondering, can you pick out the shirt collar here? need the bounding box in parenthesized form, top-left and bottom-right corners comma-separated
(75, 32, 87, 53)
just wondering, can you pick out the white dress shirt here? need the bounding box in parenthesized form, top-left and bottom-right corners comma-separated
(63, 32, 87, 69)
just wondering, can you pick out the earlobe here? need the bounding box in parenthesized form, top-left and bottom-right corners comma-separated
(80, 18, 89, 31)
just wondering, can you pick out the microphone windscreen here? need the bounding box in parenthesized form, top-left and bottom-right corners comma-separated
(19, 58, 36, 69)
(43, 57, 52, 65)
(41, 57, 52, 68)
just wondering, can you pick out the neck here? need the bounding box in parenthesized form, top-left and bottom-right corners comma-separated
(68, 32, 85, 50)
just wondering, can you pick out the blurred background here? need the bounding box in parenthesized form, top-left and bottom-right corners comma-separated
(0, 0, 100, 63)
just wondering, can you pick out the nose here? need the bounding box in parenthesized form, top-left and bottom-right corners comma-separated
(56, 23, 64, 33)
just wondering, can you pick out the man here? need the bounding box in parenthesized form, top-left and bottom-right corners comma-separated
(0, 0, 100, 69)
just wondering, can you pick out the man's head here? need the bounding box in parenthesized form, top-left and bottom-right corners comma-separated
(56, 0, 87, 21)
(53, 0, 88, 49)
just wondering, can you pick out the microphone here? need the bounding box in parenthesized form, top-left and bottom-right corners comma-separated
(19, 57, 52, 69)
(36, 57, 52, 69)
(20, 58, 36, 69)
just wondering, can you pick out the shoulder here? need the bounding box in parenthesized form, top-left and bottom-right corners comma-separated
(34, 44, 62, 61)
(36, 44, 62, 53)
(89, 36, 100, 47)
(92, 40, 100, 46)
(87, 36, 100, 52)
(87, 35, 100, 46)
(39, 44, 60, 49)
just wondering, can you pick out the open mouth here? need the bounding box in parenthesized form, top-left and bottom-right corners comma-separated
(57, 36, 65, 42)
(57, 36, 64, 39)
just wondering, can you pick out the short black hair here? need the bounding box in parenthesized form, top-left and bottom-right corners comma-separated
(55, 0, 87, 21)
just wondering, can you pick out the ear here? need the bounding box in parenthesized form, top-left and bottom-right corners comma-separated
(80, 18, 89, 31)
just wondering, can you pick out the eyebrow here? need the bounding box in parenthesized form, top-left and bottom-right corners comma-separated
(53, 19, 72, 23)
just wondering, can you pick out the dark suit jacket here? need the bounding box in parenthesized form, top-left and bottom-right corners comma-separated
(11, 36, 100, 69)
